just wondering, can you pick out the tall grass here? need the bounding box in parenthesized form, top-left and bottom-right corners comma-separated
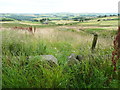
(2, 28, 119, 88)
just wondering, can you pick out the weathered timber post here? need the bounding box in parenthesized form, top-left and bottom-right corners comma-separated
(34, 27, 36, 33)
(91, 33, 98, 50)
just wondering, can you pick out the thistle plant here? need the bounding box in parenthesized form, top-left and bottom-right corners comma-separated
(112, 27, 120, 71)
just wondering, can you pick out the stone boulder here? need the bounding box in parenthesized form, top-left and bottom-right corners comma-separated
(76, 55, 83, 61)
(67, 53, 83, 66)
(40, 55, 58, 66)
(28, 55, 58, 67)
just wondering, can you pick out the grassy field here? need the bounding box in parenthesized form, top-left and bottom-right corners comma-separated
(1, 16, 120, 88)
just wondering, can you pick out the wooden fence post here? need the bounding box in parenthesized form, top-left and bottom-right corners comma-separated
(118, 26, 120, 33)
(91, 33, 98, 50)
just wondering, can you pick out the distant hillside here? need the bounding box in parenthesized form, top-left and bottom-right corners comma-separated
(0, 14, 37, 21)
(0, 13, 118, 21)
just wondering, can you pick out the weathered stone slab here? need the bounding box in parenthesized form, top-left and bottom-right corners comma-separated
(28, 55, 58, 66)
(40, 55, 58, 65)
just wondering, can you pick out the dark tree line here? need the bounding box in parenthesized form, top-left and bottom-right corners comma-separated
(0, 18, 15, 21)
(4, 15, 36, 21)
(34, 18, 50, 24)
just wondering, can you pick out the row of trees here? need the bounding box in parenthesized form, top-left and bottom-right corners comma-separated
(0, 18, 15, 21)
(4, 14, 36, 21)
(97, 14, 118, 18)
(34, 18, 50, 24)
(72, 17, 92, 22)
(33, 17, 93, 23)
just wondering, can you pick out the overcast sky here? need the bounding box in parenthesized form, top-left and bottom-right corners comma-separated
(0, 0, 119, 13)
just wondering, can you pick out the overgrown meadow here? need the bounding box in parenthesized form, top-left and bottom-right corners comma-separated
(1, 15, 120, 88)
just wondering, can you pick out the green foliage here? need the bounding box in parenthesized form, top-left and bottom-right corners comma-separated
(2, 29, 119, 88)
(1, 15, 119, 88)
(82, 28, 117, 38)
